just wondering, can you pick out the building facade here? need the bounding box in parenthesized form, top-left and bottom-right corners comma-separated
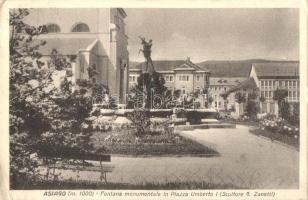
(208, 77, 248, 111)
(200, 61, 253, 111)
(249, 62, 299, 115)
(24, 8, 129, 103)
(129, 58, 210, 97)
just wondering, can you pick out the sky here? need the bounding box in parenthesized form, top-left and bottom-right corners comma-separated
(125, 8, 299, 62)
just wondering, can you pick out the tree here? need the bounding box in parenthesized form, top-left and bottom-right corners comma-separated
(10, 8, 50, 185)
(259, 95, 266, 113)
(207, 96, 214, 104)
(234, 92, 246, 115)
(9, 9, 96, 187)
(220, 93, 229, 111)
(245, 92, 259, 120)
(234, 92, 246, 104)
(273, 89, 288, 119)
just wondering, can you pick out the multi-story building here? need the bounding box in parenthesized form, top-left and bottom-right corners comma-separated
(208, 77, 248, 110)
(23, 8, 129, 103)
(200, 61, 252, 110)
(249, 62, 299, 115)
(129, 58, 210, 98)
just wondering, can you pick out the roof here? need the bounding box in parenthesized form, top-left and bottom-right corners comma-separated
(35, 38, 96, 55)
(131, 59, 209, 72)
(253, 62, 299, 77)
(227, 77, 257, 94)
(199, 60, 300, 78)
(198, 61, 253, 77)
(209, 77, 248, 86)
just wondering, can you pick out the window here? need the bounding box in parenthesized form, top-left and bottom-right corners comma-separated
(261, 81, 264, 86)
(288, 91, 291, 99)
(293, 91, 296, 99)
(269, 91, 272, 98)
(179, 75, 189, 81)
(196, 75, 200, 81)
(265, 91, 269, 98)
(129, 75, 136, 83)
(265, 80, 268, 87)
(72, 23, 90, 32)
(165, 75, 174, 82)
(279, 80, 283, 87)
(47, 24, 60, 33)
(268, 80, 272, 87)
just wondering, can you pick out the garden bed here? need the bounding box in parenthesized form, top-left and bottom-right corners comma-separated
(91, 129, 218, 156)
(250, 128, 299, 149)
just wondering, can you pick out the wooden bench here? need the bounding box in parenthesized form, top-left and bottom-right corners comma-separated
(39, 152, 114, 183)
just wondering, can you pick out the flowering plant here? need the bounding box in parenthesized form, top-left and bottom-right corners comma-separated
(259, 114, 299, 139)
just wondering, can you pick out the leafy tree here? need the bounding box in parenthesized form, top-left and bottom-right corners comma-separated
(273, 89, 288, 119)
(245, 92, 259, 119)
(245, 100, 259, 119)
(234, 92, 246, 104)
(10, 8, 50, 186)
(220, 93, 229, 111)
(9, 9, 96, 187)
(207, 96, 214, 105)
(234, 92, 246, 116)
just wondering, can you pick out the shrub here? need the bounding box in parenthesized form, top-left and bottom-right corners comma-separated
(127, 109, 151, 136)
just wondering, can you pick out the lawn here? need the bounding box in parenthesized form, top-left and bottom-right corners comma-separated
(91, 129, 218, 156)
(250, 128, 299, 149)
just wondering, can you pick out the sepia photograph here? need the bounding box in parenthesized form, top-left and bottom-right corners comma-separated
(2, 1, 307, 199)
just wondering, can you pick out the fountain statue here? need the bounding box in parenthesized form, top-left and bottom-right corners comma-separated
(138, 36, 155, 74)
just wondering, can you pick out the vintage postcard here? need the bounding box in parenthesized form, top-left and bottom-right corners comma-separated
(0, 0, 307, 199)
